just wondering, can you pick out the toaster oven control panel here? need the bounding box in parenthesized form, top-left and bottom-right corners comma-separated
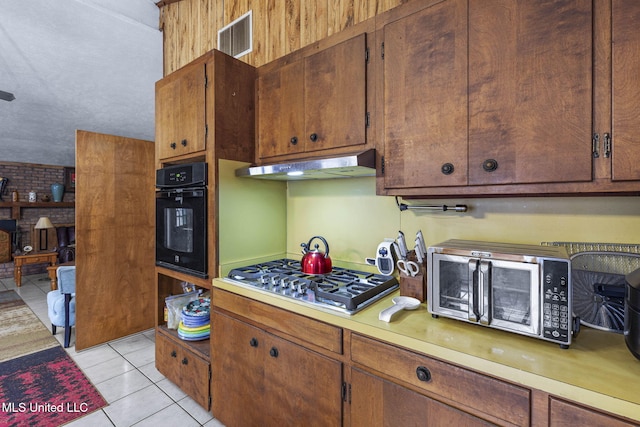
(542, 260, 570, 344)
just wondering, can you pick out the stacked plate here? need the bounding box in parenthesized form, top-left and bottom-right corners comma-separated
(178, 297, 210, 341)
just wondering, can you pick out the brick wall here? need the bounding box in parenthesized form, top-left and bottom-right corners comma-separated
(0, 162, 75, 279)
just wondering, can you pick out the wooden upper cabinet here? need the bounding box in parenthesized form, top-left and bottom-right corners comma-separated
(611, 0, 640, 181)
(257, 33, 368, 161)
(468, 0, 593, 186)
(156, 61, 206, 160)
(383, 0, 468, 189)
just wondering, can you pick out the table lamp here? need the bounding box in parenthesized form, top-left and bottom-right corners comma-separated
(34, 216, 54, 251)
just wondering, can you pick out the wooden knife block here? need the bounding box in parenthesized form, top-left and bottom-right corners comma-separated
(399, 251, 427, 302)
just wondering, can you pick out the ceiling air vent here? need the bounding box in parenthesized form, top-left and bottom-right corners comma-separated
(218, 11, 252, 58)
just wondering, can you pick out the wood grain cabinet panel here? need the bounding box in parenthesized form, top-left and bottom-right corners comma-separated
(211, 311, 342, 427)
(257, 33, 368, 161)
(155, 61, 206, 160)
(350, 333, 530, 426)
(382, 0, 469, 189)
(611, 0, 640, 181)
(549, 397, 638, 427)
(468, 0, 593, 186)
(156, 329, 210, 410)
(350, 367, 495, 427)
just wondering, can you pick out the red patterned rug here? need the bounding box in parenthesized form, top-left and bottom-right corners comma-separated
(0, 291, 107, 426)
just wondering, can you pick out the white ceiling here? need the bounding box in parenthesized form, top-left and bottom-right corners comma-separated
(0, 0, 163, 167)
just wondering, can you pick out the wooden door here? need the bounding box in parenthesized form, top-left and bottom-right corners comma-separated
(611, 0, 640, 181)
(156, 62, 206, 159)
(304, 33, 368, 152)
(75, 130, 155, 350)
(383, 0, 468, 189)
(211, 312, 265, 426)
(257, 60, 305, 159)
(468, 0, 593, 186)
(350, 368, 494, 427)
(263, 333, 342, 427)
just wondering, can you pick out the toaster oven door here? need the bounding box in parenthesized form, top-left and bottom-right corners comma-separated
(483, 259, 540, 336)
(429, 253, 477, 321)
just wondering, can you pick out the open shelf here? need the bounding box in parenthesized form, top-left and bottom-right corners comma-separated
(0, 201, 75, 219)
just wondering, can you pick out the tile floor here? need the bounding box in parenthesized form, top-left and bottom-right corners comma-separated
(1, 272, 225, 427)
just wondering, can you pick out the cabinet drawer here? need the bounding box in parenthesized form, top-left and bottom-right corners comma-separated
(212, 288, 342, 354)
(351, 334, 530, 426)
(156, 330, 210, 409)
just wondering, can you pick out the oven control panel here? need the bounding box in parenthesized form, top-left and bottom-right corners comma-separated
(156, 162, 207, 188)
(542, 260, 571, 344)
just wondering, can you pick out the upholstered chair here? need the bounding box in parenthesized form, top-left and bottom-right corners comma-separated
(46, 265, 76, 348)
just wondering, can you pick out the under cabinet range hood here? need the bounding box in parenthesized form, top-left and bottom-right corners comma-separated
(235, 149, 377, 180)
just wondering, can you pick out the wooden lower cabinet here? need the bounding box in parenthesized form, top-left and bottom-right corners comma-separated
(350, 367, 494, 427)
(211, 310, 343, 427)
(549, 397, 638, 427)
(155, 328, 210, 409)
(350, 334, 529, 426)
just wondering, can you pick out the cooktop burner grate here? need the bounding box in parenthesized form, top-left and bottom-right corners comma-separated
(225, 258, 398, 314)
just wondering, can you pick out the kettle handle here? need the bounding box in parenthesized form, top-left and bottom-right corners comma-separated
(306, 236, 330, 257)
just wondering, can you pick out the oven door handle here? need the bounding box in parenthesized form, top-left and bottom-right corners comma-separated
(156, 188, 206, 199)
(478, 260, 491, 325)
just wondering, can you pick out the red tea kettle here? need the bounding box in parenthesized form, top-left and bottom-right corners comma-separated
(301, 236, 332, 275)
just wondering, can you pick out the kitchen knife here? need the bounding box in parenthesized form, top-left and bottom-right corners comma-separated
(414, 244, 424, 264)
(397, 231, 408, 260)
(414, 237, 425, 263)
(416, 230, 428, 254)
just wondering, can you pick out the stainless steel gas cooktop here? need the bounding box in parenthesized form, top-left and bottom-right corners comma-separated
(223, 258, 398, 315)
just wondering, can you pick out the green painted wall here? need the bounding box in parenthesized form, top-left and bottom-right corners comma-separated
(286, 177, 640, 268)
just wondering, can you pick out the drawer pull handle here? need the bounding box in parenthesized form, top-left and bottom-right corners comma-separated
(171, 350, 177, 358)
(249, 337, 259, 347)
(269, 347, 279, 358)
(416, 366, 432, 382)
(170, 142, 177, 150)
(181, 139, 187, 147)
(182, 357, 188, 365)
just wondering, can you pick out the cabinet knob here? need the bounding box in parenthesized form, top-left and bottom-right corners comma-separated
(170, 142, 177, 150)
(182, 357, 188, 365)
(249, 337, 259, 347)
(269, 347, 279, 358)
(441, 163, 454, 175)
(416, 366, 432, 382)
(482, 159, 498, 172)
(290, 136, 298, 146)
(309, 133, 318, 142)
(171, 350, 177, 358)
(181, 139, 187, 147)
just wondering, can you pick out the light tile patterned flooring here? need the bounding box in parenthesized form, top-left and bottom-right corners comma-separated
(1, 273, 225, 427)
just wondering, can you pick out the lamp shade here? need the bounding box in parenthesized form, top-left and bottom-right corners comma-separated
(34, 217, 54, 229)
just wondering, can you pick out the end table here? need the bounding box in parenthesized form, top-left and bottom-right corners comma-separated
(13, 252, 58, 287)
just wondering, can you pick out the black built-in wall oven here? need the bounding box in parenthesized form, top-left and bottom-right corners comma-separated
(155, 162, 207, 278)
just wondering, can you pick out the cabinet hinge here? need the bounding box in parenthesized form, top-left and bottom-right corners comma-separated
(205, 124, 208, 138)
(204, 65, 208, 89)
(381, 156, 385, 175)
(366, 112, 371, 128)
(592, 133, 600, 158)
(381, 42, 385, 60)
(603, 132, 611, 158)
(365, 47, 370, 64)
(341, 382, 351, 403)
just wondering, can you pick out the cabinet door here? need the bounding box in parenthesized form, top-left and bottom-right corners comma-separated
(304, 33, 368, 152)
(155, 331, 210, 409)
(211, 312, 264, 425)
(264, 333, 343, 427)
(257, 60, 305, 159)
(350, 368, 494, 427)
(611, 0, 640, 181)
(549, 397, 636, 427)
(383, 0, 468, 188)
(156, 62, 206, 160)
(469, 0, 593, 185)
